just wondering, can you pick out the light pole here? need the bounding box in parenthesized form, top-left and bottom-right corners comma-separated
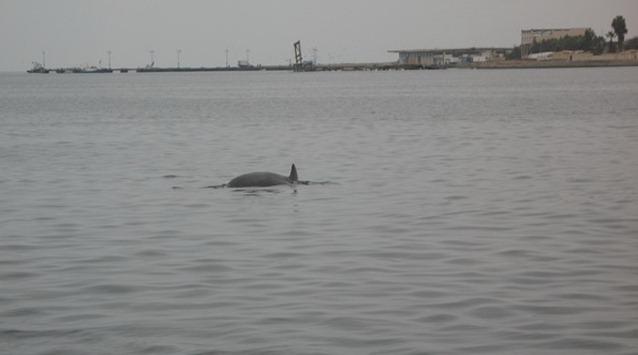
(225, 48, 229, 68)
(107, 50, 112, 69)
(177, 49, 181, 68)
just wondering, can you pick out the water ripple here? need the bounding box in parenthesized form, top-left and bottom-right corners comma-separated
(2, 69, 638, 354)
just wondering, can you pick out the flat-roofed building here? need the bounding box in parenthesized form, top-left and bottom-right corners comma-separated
(388, 49, 445, 66)
(388, 48, 511, 66)
(521, 28, 589, 57)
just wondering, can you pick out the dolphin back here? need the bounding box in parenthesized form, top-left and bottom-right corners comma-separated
(225, 164, 299, 188)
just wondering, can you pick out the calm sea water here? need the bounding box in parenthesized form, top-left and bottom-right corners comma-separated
(1, 68, 637, 355)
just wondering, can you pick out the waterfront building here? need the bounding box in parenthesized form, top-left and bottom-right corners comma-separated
(388, 48, 511, 66)
(521, 28, 589, 57)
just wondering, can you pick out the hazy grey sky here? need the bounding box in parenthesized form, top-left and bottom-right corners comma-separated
(1, 0, 637, 70)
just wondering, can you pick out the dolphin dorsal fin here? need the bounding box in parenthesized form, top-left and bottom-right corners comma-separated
(289, 164, 298, 182)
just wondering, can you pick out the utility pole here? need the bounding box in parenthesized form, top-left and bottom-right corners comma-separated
(107, 50, 112, 69)
(177, 49, 181, 68)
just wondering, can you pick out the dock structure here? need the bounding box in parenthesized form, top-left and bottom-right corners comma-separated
(28, 41, 454, 74)
(29, 62, 447, 74)
(27, 41, 451, 74)
(133, 65, 290, 73)
(134, 62, 446, 72)
(291, 40, 318, 72)
(293, 41, 304, 72)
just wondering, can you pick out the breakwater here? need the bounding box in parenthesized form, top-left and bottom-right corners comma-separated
(127, 62, 443, 72)
(28, 62, 446, 74)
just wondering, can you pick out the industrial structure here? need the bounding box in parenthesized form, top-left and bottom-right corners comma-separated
(293, 41, 303, 71)
(292, 40, 316, 71)
(520, 28, 589, 57)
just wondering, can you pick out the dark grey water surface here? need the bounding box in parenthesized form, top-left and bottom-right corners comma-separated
(1, 68, 637, 354)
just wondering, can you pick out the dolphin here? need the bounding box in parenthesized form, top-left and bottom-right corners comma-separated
(226, 164, 299, 188)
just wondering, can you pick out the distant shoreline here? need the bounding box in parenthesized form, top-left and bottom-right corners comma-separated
(15, 59, 638, 74)
(467, 59, 638, 69)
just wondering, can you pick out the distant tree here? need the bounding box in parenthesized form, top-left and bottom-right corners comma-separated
(507, 46, 521, 60)
(593, 35, 606, 55)
(582, 29, 596, 50)
(606, 31, 617, 52)
(612, 15, 628, 51)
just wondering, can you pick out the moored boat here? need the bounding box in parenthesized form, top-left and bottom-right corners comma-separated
(27, 62, 50, 73)
(71, 66, 113, 73)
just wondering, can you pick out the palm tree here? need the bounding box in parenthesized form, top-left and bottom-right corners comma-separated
(606, 31, 617, 53)
(612, 15, 628, 51)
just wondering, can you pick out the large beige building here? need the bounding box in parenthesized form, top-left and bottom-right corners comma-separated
(521, 28, 589, 57)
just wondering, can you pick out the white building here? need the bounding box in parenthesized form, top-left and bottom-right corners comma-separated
(388, 48, 511, 66)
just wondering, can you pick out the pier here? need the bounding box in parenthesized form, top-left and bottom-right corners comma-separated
(28, 63, 445, 74)
(133, 63, 442, 73)
(28, 41, 447, 74)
